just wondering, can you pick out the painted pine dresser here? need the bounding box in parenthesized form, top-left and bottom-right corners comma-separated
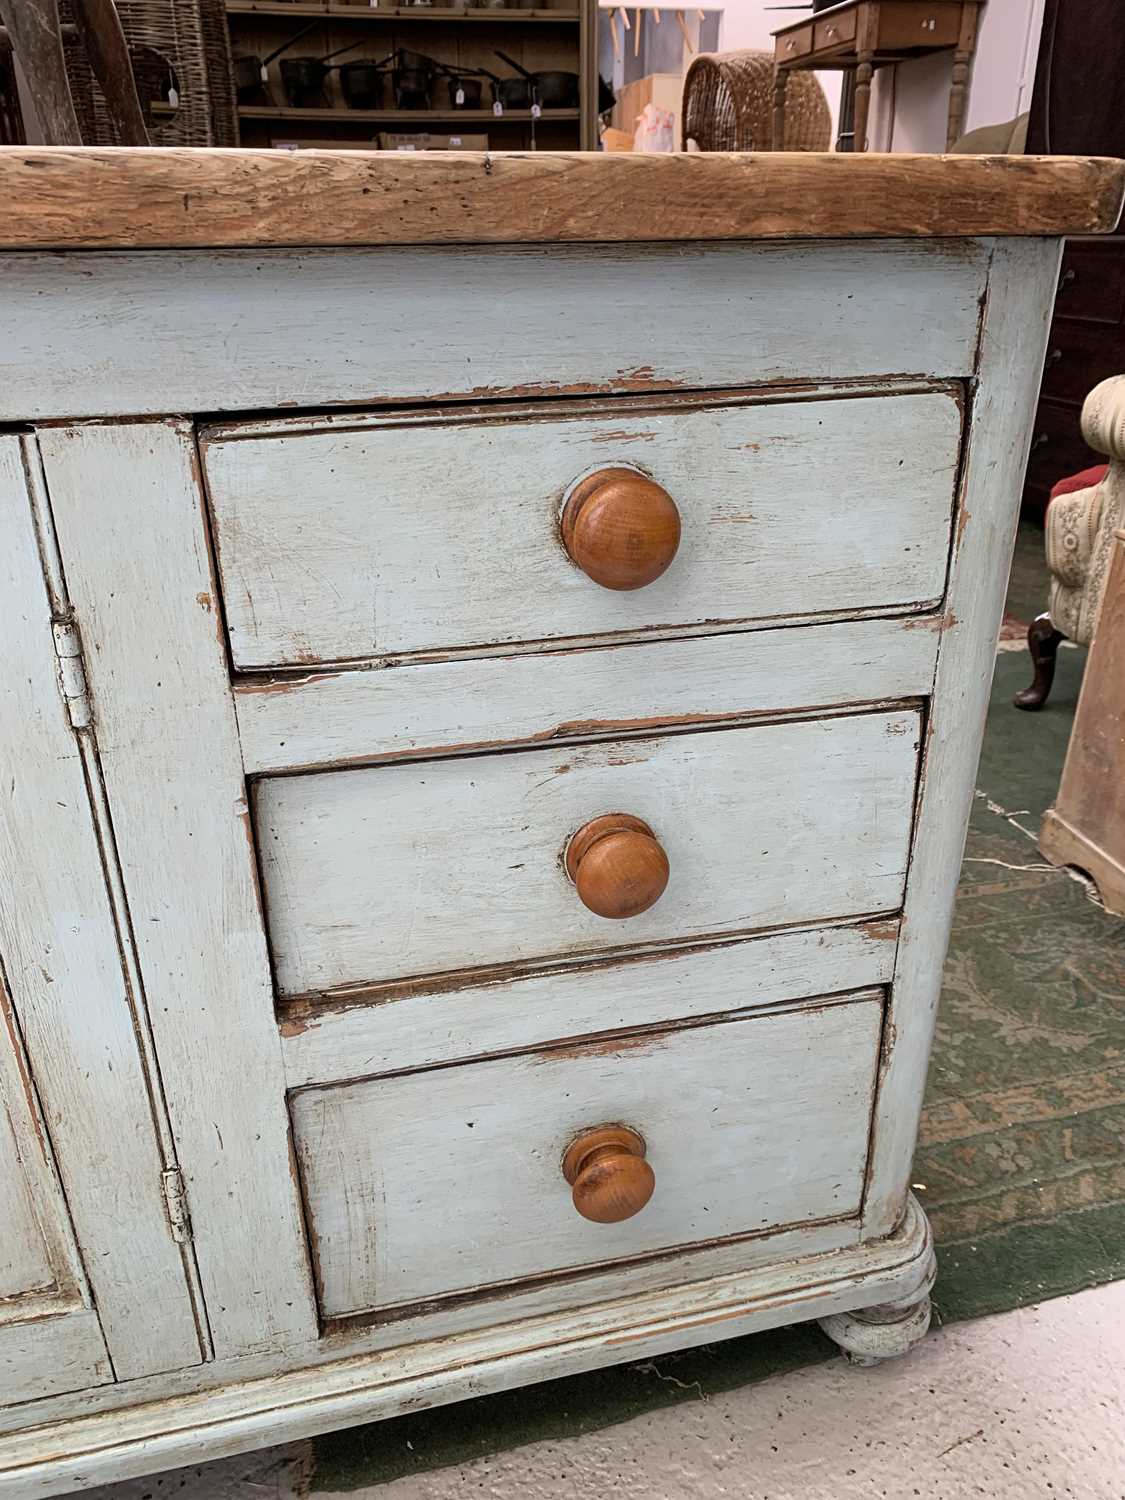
(1, 149, 1122, 1497)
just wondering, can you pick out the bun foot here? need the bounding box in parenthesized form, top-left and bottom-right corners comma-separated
(818, 1247, 936, 1366)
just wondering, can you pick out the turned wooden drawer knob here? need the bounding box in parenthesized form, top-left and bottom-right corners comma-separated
(563, 1126, 655, 1224)
(565, 814, 669, 919)
(560, 467, 681, 590)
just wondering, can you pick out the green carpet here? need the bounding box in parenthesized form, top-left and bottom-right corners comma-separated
(314, 565, 1125, 1490)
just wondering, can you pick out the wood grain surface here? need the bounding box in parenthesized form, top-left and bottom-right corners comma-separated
(0, 149, 1121, 248)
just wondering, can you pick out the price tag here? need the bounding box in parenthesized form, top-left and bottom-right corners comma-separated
(260, 64, 268, 82)
(168, 86, 180, 107)
(493, 100, 503, 116)
(530, 102, 541, 119)
(455, 87, 465, 105)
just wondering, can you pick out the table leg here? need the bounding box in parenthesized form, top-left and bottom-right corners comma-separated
(853, 51, 873, 152)
(946, 2, 980, 148)
(771, 65, 788, 151)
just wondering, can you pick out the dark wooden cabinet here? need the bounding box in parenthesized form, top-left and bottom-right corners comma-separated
(1022, 0, 1125, 514)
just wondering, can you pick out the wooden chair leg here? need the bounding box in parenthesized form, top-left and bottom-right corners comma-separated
(1014, 611, 1065, 711)
(0, 0, 80, 145)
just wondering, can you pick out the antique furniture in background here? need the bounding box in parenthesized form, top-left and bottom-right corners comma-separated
(225, 0, 597, 151)
(0, 0, 147, 144)
(681, 48, 830, 151)
(1016, 376, 1125, 712)
(60, 0, 238, 148)
(1022, 0, 1125, 516)
(771, 0, 981, 153)
(0, 148, 1120, 1497)
(1041, 517, 1125, 915)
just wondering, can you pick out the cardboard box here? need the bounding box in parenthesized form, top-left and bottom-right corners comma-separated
(377, 132, 489, 151)
(271, 139, 379, 151)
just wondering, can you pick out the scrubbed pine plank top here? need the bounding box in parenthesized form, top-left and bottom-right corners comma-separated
(1, 147, 1122, 249)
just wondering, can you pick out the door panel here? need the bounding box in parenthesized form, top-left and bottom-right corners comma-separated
(0, 971, 112, 1402)
(0, 435, 205, 1405)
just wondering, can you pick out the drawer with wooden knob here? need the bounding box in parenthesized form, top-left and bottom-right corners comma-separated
(254, 707, 921, 999)
(289, 987, 884, 1319)
(200, 388, 961, 670)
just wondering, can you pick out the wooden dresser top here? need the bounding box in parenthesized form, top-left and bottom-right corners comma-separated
(1, 148, 1122, 251)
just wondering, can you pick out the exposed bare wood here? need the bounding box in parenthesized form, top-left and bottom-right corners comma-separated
(0, 149, 1121, 249)
(0, 4, 80, 146)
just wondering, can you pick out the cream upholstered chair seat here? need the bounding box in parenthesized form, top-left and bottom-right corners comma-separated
(1017, 375, 1125, 708)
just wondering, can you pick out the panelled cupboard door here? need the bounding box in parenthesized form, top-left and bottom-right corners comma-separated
(0, 434, 205, 1405)
(0, 975, 111, 1404)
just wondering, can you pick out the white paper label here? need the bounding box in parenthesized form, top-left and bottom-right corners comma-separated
(456, 87, 465, 104)
(493, 100, 503, 116)
(531, 102, 541, 118)
(168, 86, 180, 107)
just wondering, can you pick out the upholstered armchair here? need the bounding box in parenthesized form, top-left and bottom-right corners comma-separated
(1015, 374, 1125, 709)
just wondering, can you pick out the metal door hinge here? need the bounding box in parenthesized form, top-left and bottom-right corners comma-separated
(52, 617, 93, 730)
(161, 1167, 193, 1244)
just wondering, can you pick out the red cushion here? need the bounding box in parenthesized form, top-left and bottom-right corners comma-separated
(1048, 463, 1108, 506)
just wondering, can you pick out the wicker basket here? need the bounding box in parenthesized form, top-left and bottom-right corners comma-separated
(682, 49, 830, 152)
(61, 0, 237, 147)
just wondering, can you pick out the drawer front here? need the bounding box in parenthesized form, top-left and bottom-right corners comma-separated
(775, 24, 814, 59)
(1025, 397, 1101, 500)
(203, 390, 961, 670)
(1040, 319, 1125, 408)
(1053, 242, 1125, 328)
(814, 11, 856, 49)
(291, 989, 884, 1317)
(256, 709, 921, 998)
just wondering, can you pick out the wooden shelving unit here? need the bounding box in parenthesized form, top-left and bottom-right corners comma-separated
(229, 3, 581, 21)
(239, 104, 580, 121)
(226, 0, 597, 149)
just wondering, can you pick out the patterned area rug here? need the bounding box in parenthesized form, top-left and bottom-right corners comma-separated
(313, 572, 1125, 1489)
(919, 648, 1125, 1321)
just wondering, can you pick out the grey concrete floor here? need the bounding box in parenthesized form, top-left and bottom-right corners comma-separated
(83, 1281, 1125, 1500)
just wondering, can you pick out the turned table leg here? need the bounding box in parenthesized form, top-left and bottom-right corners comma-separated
(945, 2, 980, 149)
(771, 66, 788, 151)
(1014, 612, 1065, 711)
(853, 52, 874, 153)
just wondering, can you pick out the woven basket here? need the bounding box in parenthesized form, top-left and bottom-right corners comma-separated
(61, 0, 237, 147)
(682, 49, 830, 152)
